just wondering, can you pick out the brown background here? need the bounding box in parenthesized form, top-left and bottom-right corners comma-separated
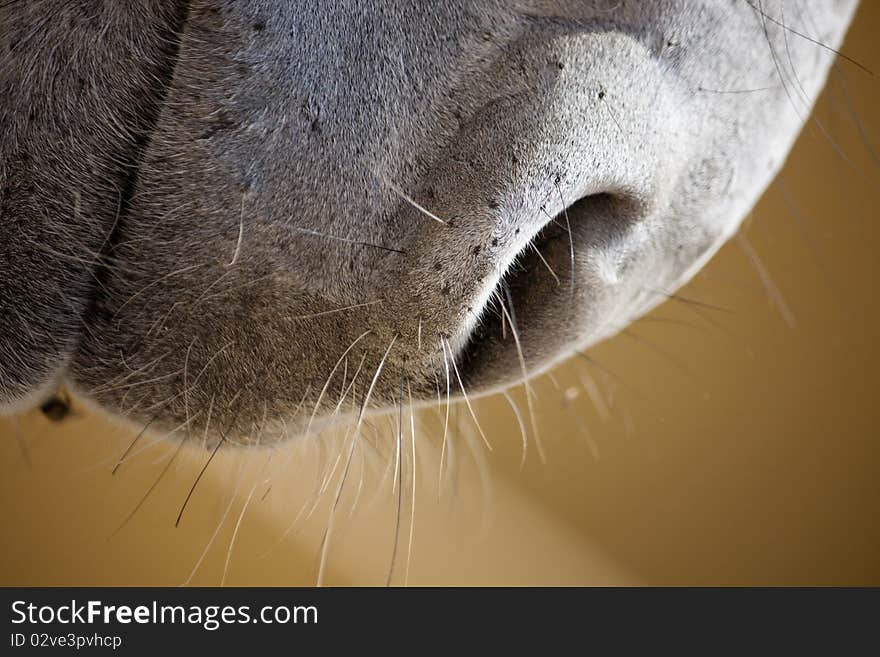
(1, 3, 878, 586)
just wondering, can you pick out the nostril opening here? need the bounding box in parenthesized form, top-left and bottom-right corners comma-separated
(486, 189, 645, 305)
(562, 189, 646, 235)
(529, 190, 643, 259)
(452, 182, 651, 382)
(457, 187, 647, 376)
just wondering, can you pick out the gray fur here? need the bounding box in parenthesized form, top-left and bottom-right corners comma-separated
(0, 1, 858, 445)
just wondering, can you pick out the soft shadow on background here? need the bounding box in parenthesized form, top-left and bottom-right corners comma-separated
(1, 4, 878, 586)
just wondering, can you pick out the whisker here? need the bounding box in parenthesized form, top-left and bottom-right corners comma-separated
(391, 380, 404, 495)
(443, 338, 492, 451)
(287, 301, 381, 322)
(386, 380, 405, 587)
(697, 84, 778, 94)
(11, 417, 32, 470)
(182, 464, 245, 587)
(228, 190, 246, 266)
(619, 328, 698, 382)
(109, 436, 188, 538)
(599, 86, 627, 137)
(404, 379, 417, 587)
(575, 369, 611, 422)
(386, 180, 450, 226)
(221, 463, 267, 587)
(95, 408, 199, 474)
(290, 226, 406, 255)
(437, 337, 452, 500)
(111, 416, 157, 475)
(530, 243, 561, 287)
(317, 335, 398, 586)
(736, 234, 796, 328)
(749, 0, 869, 184)
(111, 263, 204, 323)
(642, 287, 732, 313)
(347, 427, 368, 519)
(300, 367, 365, 524)
(175, 438, 223, 528)
(182, 339, 195, 442)
(554, 179, 576, 301)
(577, 351, 665, 423)
(497, 288, 545, 463)
(502, 389, 529, 470)
(175, 394, 222, 528)
(303, 330, 372, 441)
(635, 315, 711, 335)
(828, 63, 880, 167)
(744, 0, 874, 76)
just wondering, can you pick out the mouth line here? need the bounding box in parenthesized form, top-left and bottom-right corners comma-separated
(79, 5, 192, 335)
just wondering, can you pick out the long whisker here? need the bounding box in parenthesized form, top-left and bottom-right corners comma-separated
(112, 264, 204, 323)
(619, 328, 698, 382)
(554, 179, 576, 301)
(175, 438, 223, 528)
(404, 379, 417, 587)
(386, 181, 450, 226)
(290, 226, 406, 255)
(90, 350, 172, 395)
(437, 337, 452, 500)
(303, 330, 372, 441)
(109, 436, 188, 538)
(577, 351, 665, 423)
(111, 416, 157, 475)
(386, 380, 405, 587)
(744, 0, 874, 76)
(642, 287, 731, 313)
(391, 380, 403, 495)
(221, 466, 265, 587)
(502, 389, 529, 469)
(347, 427, 368, 519)
(575, 369, 611, 422)
(497, 289, 545, 463)
(175, 394, 222, 528)
(228, 190, 246, 266)
(259, 383, 314, 503)
(287, 301, 381, 322)
(317, 335, 398, 586)
(530, 242, 561, 287)
(313, 358, 366, 499)
(182, 339, 195, 441)
(182, 465, 245, 587)
(736, 234, 796, 328)
(287, 367, 364, 530)
(102, 413, 199, 475)
(443, 338, 492, 451)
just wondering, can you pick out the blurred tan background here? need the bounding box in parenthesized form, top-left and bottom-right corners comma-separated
(2, 4, 878, 587)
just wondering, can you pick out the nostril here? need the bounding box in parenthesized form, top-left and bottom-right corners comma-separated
(520, 190, 645, 272)
(563, 189, 648, 236)
(483, 188, 647, 313)
(454, 186, 650, 381)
